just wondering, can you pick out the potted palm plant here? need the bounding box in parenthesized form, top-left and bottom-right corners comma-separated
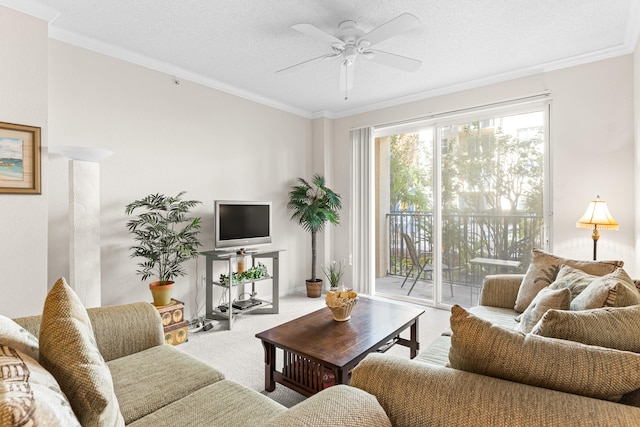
(125, 191, 202, 306)
(287, 174, 342, 297)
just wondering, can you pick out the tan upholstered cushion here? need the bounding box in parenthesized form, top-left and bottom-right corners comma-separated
(39, 278, 124, 427)
(126, 380, 286, 427)
(531, 305, 640, 352)
(548, 265, 640, 310)
(0, 314, 39, 360)
(108, 345, 225, 424)
(448, 305, 640, 401)
(468, 305, 519, 330)
(513, 249, 623, 312)
(0, 345, 80, 426)
(515, 287, 570, 333)
(352, 353, 640, 426)
(262, 385, 391, 427)
(414, 335, 451, 366)
(570, 268, 640, 310)
(548, 264, 598, 300)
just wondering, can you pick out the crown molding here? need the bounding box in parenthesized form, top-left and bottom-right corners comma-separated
(0, 0, 314, 119)
(329, 42, 632, 120)
(49, 27, 314, 119)
(4, 0, 638, 121)
(0, 0, 58, 21)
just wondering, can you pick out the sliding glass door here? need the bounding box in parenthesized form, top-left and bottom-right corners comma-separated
(374, 105, 547, 307)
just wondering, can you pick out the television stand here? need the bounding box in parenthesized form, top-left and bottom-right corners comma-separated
(210, 251, 233, 258)
(201, 249, 283, 330)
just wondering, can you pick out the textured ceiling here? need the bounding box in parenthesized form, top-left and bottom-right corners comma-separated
(5, 0, 639, 118)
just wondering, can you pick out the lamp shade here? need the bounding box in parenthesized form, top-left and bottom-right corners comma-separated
(576, 196, 619, 230)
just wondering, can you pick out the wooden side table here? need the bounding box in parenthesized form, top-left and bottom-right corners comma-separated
(154, 299, 188, 345)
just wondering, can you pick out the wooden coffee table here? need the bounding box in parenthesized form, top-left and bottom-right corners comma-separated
(255, 297, 424, 397)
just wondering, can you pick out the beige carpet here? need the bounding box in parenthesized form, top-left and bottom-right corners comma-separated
(179, 291, 451, 407)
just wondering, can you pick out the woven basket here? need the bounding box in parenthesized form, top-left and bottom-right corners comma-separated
(328, 298, 357, 321)
(306, 280, 323, 298)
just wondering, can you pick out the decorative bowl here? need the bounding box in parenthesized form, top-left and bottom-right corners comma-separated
(325, 287, 358, 321)
(327, 298, 358, 321)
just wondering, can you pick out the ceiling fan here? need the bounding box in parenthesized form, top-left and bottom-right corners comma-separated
(277, 13, 422, 99)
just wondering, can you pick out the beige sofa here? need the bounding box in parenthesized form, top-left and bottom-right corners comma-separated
(351, 273, 640, 426)
(3, 279, 392, 426)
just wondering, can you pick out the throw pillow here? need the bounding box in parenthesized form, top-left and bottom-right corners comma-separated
(513, 248, 623, 312)
(570, 268, 640, 310)
(515, 287, 571, 333)
(39, 278, 124, 427)
(0, 314, 39, 360)
(531, 305, 640, 352)
(547, 264, 597, 300)
(0, 344, 80, 426)
(448, 305, 640, 401)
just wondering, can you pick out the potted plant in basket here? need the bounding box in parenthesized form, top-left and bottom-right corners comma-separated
(125, 191, 202, 306)
(287, 174, 342, 297)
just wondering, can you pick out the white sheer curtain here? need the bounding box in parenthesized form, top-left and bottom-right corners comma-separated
(350, 127, 374, 295)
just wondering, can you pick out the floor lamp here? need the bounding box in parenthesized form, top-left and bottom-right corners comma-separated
(576, 195, 619, 260)
(53, 146, 112, 307)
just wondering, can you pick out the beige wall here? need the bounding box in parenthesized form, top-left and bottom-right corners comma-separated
(332, 55, 637, 285)
(45, 41, 313, 317)
(0, 8, 49, 317)
(546, 57, 634, 263)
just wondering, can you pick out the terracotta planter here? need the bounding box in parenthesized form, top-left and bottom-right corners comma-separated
(149, 281, 175, 306)
(306, 279, 323, 298)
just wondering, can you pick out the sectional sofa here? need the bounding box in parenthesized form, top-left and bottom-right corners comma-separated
(5, 249, 640, 426)
(1, 278, 391, 426)
(351, 250, 640, 426)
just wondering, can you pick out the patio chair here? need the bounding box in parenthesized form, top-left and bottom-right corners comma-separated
(400, 233, 453, 297)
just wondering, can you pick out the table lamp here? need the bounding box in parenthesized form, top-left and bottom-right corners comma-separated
(576, 195, 619, 260)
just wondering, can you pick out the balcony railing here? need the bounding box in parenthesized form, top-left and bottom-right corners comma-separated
(386, 211, 544, 286)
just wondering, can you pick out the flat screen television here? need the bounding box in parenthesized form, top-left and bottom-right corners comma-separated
(214, 200, 272, 251)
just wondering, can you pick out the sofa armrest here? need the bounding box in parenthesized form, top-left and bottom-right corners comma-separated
(15, 302, 165, 362)
(13, 315, 41, 337)
(86, 302, 165, 361)
(351, 354, 640, 427)
(478, 274, 524, 308)
(262, 385, 391, 427)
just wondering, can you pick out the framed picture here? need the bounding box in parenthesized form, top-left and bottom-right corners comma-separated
(0, 122, 41, 194)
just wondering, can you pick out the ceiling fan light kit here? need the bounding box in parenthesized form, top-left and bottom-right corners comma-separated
(278, 13, 423, 100)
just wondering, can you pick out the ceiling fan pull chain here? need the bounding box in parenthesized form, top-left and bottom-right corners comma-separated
(342, 61, 349, 100)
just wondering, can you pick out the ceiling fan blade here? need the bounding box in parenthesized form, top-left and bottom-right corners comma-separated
(338, 59, 355, 93)
(365, 49, 422, 72)
(276, 53, 339, 74)
(358, 13, 420, 47)
(292, 23, 344, 46)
